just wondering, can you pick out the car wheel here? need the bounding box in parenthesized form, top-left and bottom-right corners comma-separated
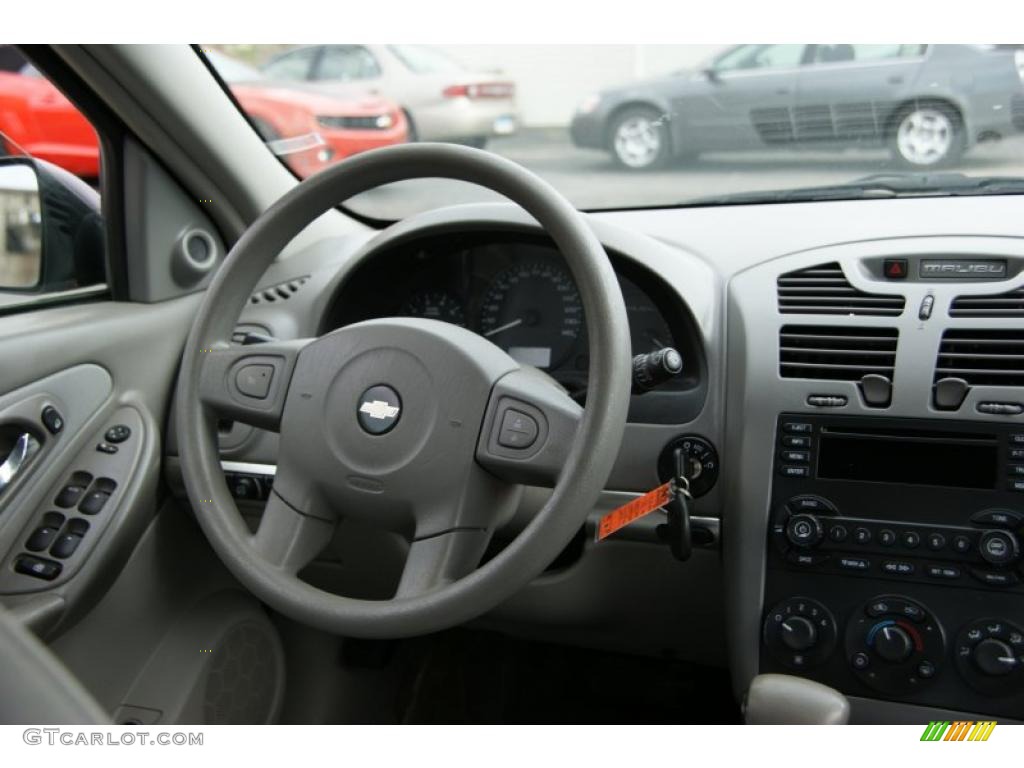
(608, 107, 670, 170)
(889, 103, 963, 169)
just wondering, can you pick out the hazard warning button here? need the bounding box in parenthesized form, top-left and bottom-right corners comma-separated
(883, 258, 909, 279)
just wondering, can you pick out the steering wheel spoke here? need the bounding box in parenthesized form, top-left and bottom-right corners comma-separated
(476, 367, 583, 487)
(197, 339, 310, 431)
(251, 490, 335, 574)
(395, 529, 493, 599)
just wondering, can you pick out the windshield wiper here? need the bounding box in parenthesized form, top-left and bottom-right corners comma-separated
(689, 173, 1024, 206)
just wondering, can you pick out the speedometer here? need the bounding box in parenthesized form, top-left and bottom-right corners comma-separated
(401, 290, 466, 327)
(479, 261, 583, 369)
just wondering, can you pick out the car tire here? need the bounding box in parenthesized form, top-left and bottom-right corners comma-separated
(888, 102, 964, 169)
(608, 106, 670, 171)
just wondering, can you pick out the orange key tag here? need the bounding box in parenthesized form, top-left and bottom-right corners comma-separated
(595, 481, 674, 542)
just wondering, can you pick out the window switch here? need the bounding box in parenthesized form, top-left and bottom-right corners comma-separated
(55, 484, 87, 508)
(25, 525, 62, 552)
(78, 491, 110, 515)
(14, 555, 62, 581)
(50, 533, 83, 559)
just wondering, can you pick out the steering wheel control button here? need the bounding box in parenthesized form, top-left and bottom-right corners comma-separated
(234, 365, 274, 400)
(78, 491, 110, 516)
(41, 406, 64, 435)
(104, 424, 132, 443)
(356, 385, 402, 435)
(497, 409, 539, 449)
(763, 597, 837, 670)
(14, 555, 62, 581)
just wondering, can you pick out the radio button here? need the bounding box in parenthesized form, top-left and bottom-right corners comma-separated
(979, 530, 1019, 566)
(926, 532, 946, 551)
(779, 465, 810, 478)
(1010, 448, 1024, 460)
(787, 551, 830, 567)
(1010, 434, 1024, 445)
(970, 568, 1020, 587)
(972, 509, 1023, 529)
(780, 450, 810, 463)
(882, 560, 916, 576)
(878, 529, 897, 546)
(953, 535, 973, 554)
(853, 527, 872, 545)
(783, 422, 813, 434)
(782, 435, 810, 449)
(1011, 480, 1024, 493)
(1009, 464, 1024, 477)
(839, 556, 871, 571)
(901, 531, 921, 549)
(828, 524, 849, 543)
(926, 564, 962, 580)
(786, 514, 824, 548)
(788, 495, 832, 512)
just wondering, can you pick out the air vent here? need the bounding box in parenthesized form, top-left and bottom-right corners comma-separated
(949, 287, 1024, 317)
(934, 330, 1024, 387)
(780, 325, 898, 381)
(249, 276, 310, 305)
(777, 262, 905, 316)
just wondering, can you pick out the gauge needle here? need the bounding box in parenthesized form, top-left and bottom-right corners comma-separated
(484, 318, 523, 338)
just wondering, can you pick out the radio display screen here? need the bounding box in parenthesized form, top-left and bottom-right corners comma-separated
(817, 432, 998, 489)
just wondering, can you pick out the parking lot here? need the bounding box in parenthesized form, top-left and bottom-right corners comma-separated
(350, 129, 1024, 218)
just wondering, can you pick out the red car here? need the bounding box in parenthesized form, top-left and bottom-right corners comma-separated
(0, 48, 407, 180)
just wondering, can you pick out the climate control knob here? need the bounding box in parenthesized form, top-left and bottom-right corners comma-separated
(974, 638, 1019, 677)
(873, 624, 914, 663)
(786, 513, 824, 548)
(978, 530, 1019, 566)
(780, 616, 818, 652)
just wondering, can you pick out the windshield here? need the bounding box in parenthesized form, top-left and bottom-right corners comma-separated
(198, 44, 1024, 217)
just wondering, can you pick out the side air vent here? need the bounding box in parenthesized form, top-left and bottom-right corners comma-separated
(249, 276, 310, 305)
(777, 262, 905, 316)
(780, 325, 898, 381)
(949, 287, 1024, 317)
(934, 329, 1024, 387)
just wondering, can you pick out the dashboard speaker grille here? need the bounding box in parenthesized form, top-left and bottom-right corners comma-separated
(780, 325, 898, 381)
(934, 329, 1024, 387)
(949, 287, 1024, 317)
(777, 262, 905, 316)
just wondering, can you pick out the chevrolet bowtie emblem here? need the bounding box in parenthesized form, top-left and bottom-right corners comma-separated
(359, 400, 401, 420)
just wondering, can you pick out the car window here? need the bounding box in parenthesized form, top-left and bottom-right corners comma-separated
(197, 44, 1024, 219)
(263, 48, 318, 81)
(315, 46, 381, 82)
(810, 44, 927, 65)
(0, 47, 106, 303)
(713, 44, 806, 72)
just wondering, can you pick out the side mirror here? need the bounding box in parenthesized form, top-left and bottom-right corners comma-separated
(0, 156, 104, 295)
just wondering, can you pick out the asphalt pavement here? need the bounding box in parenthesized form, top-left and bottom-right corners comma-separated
(348, 129, 1024, 219)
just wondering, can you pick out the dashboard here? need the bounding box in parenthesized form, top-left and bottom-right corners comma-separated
(201, 194, 1024, 725)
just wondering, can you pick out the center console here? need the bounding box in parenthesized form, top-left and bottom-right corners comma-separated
(761, 413, 1024, 716)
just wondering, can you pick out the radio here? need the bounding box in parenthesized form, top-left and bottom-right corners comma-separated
(768, 414, 1024, 591)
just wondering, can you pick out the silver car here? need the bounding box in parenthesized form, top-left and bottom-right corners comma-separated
(571, 44, 1024, 170)
(262, 44, 518, 147)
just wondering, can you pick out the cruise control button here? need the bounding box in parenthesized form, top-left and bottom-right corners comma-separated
(497, 409, 539, 449)
(78, 491, 110, 515)
(14, 555, 61, 581)
(235, 365, 274, 400)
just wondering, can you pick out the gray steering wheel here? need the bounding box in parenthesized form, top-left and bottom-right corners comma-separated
(176, 144, 631, 638)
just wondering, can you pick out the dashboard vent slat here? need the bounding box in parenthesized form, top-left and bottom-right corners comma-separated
(777, 262, 905, 316)
(780, 325, 898, 381)
(934, 329, 1024, 387)
(949, 287, 1024, 317)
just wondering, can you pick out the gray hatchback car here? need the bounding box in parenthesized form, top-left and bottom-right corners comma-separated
(570, 44, 1024, 170)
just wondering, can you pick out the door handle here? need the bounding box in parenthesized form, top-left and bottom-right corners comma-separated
(0, 432, 42, 496)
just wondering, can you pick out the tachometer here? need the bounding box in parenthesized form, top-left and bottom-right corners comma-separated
(479, 261, 583, 369)
(401, 290, 466, 327)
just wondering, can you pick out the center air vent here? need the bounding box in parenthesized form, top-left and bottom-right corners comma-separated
(780, 325, 898, 381)
(934, 329, 1024, 387)
(777, 262, 905, 316)
(949, 287, 1024, 317)
(250, 276, 309, 305)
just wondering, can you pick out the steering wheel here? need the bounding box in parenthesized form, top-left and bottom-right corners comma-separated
(176, 144, 632, 638)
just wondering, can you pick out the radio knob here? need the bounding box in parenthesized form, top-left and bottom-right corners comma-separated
(780, 616, 818, 652)
(979, 530, 1020, 566)
(786, 513, 824, 548)
(973, 638, 1019, 677)
(873, 624, 914, 663)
